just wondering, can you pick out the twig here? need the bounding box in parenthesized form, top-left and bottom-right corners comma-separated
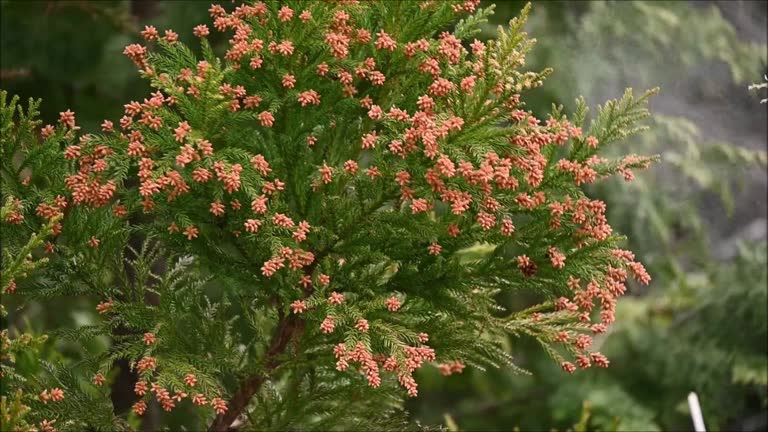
(207, 313, 304, 432)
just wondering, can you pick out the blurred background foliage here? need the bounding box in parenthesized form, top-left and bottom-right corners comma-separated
(1, 1, 766, 431)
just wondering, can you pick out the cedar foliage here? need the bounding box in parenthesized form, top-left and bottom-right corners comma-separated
(425, 2, 766, 430)
(2, 2, 657, 431)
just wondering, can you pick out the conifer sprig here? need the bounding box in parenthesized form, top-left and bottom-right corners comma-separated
(1, 1, 658, 430)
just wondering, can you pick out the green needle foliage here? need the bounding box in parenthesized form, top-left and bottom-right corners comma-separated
(408, 2, 766, 431)
(2, 2, 660, 431)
